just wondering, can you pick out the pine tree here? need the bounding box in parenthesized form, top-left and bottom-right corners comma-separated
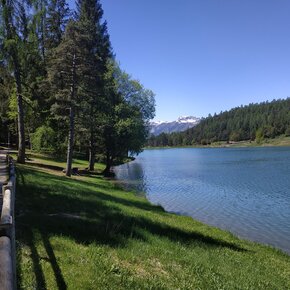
(31, 0, 47, 61)
(48, 19, 98, 176)
(76, 0, 113, 171)
(0, 0, 26, 163)
(46, 0, 70, 50)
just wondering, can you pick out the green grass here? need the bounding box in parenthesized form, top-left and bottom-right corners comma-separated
(15, 156, 290, 289)
(209, 135, 290, 148)
(146, 135, 290, 149)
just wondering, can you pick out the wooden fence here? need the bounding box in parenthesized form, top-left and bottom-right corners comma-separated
(0, 154, 16, 290)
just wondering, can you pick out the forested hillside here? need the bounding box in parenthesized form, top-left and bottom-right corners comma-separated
(148, 98, 290, 147)
(0, 0, 155, 175)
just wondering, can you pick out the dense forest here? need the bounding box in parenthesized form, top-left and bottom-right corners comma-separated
(0, 0, 155, 176)
(148, 98, 290, 147)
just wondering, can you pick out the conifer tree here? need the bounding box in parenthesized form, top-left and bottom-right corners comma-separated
(31, 0, 47, 61)
(46, 0, 70, 50)
(48, 20, 89, 176)
(0, 0, 26, 162)
(76, 0, 113, 171)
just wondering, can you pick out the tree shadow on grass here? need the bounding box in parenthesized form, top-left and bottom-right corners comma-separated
(17, 228, 47, 290)
(40, 231, 67, 290)
(15, 166, 248, 289)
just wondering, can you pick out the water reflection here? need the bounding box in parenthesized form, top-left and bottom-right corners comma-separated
(114, 147, 290, 254)
(114, 161, 147, 196)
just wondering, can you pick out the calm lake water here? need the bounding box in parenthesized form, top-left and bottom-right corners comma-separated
(114, 147, 290, 254)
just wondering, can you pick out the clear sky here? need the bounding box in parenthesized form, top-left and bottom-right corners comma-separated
(69, 0, 290, 121)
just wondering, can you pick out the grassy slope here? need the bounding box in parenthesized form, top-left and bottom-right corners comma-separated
(15, 157, 290, 289)
(210, 135, 290, 148)
(146, 135, 290, 149)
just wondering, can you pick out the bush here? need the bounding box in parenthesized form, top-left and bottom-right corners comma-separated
(255, 128, 264, 144)
(285, 126, 290, 137)
(229, 131, 241, 142)
(31, 125, 56, 152)
(263, 125, 275, 139)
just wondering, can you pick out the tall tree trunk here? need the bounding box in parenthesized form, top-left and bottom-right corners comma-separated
(103, 151, 115, 177)
(66, 106, 74, 176)
(88, 128, 95, 171)
(88, 147, 95, 171)
(14, 62, 25, 164)
(66, 52, 76, 177)
(103, 151, 111, 177)
(88, 149, 95, 171)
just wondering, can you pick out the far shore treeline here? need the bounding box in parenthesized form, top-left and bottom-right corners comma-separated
(148, 98, 290, 147)
(0, 0, 155, 176)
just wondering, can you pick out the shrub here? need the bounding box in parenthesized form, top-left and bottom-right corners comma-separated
(31, 125, 56, 152)
(255, 128, 264, 144)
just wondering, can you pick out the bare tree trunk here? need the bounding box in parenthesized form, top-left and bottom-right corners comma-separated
(66, 106, 74, 176)
(66, 52, 76, 177)
(103, 151, 111, 177)
(14, 64, 25, 164)
(103, 151, 115, 177)
(88, 128, 95, 171)
(88, 148, 95, 171)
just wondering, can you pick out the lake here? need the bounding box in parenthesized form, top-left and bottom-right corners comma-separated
(114, 147, 290, 254)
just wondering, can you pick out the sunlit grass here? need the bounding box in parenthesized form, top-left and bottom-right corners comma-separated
(16, 156, 290, 289)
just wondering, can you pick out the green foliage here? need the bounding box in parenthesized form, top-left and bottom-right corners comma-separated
(229, 131, 242, 142)
(262, 125, 275, 139)
(0, 0, 154, 170)
(285, 126, 290, 137)
(100, 61, 155, 174)
(148, 98, 290, 147)
(31, 125, 56, 152)
(201, 139, 210, 145)
(255, 128, 264, 144)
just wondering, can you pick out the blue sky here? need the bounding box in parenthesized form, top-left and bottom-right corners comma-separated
(69, 0, 290, 121)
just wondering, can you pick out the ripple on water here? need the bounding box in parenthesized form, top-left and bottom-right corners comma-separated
(114, 147, 290, 254)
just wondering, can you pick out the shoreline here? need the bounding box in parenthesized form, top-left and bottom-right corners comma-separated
(115, 146, 290, 255)
(15, 155, 290, 288)
(116, 173, 290, 256)
(145, 135, 290, 150)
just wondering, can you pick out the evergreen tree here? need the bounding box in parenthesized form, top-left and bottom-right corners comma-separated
(0, 0, 27, 162)
(48, 20, 90, 176)
(46, 0, 70, 50)
(0, 0, 156, 175)
(148, 98, 290, 147)
(76, 0, 113, 171)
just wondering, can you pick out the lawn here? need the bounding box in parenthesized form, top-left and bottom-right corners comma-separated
(15, 156, 290, 289)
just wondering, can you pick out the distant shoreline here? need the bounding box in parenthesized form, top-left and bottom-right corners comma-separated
(145, 135, 290, 150)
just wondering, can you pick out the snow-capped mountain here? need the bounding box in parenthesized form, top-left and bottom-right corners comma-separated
(150, 116, 200, 136)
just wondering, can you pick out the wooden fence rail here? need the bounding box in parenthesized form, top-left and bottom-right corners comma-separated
(0, 153, 16, 290)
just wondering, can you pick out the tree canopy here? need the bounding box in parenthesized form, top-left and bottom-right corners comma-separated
(0, 0, 155, 175)
(148, 98, 290, 147)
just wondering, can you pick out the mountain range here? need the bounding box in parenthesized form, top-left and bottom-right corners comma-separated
(150, 116, 200, 136)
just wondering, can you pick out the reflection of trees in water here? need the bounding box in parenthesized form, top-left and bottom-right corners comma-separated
(115, 161, 147, 195)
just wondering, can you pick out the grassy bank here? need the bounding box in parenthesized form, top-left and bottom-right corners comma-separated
(15, 156, 290, 289)
(146, 135, 290, 150)
(210, 135, 290, 148)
